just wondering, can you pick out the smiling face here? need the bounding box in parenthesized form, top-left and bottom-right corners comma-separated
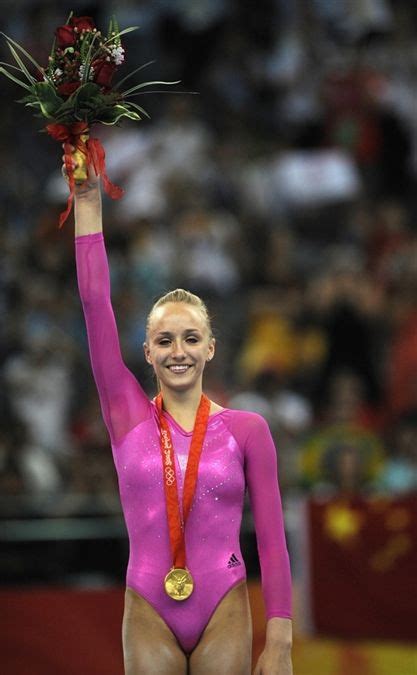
(144, 302, 215, 395)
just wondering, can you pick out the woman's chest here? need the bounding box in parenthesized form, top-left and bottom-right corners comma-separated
(115, 416, 246, 502)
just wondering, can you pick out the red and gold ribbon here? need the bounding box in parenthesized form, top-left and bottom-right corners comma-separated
(155, 393, 210, 569)
(46, 121, 124, 228)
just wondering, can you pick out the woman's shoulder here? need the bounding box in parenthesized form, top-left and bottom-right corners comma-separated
(220, 407, 271, 438)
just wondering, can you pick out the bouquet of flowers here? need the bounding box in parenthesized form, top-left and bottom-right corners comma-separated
(0, 12, 179, 225)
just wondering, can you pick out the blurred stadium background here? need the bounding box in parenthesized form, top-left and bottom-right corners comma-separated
(1, 1, 417, 673)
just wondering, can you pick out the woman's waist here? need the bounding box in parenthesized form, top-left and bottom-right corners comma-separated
(127, 545, 246, 577)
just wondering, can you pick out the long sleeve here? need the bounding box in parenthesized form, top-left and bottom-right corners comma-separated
(233, 411, 292, 619)
(75, 232, 152, 445)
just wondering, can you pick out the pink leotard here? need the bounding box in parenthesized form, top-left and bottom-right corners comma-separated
(75, 232, 292, 653)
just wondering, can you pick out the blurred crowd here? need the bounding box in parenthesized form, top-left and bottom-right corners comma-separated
(1, 0, 417, 522)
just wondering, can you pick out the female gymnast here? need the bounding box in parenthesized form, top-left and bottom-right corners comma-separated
(69, 157, 293, 675)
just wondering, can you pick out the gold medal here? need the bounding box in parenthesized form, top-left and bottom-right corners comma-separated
(164, 567, 194, 601)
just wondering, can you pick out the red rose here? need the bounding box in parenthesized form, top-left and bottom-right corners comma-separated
(55, 25, 76, 48)
(70, 16, 95, 32)
(57, 81, 80, 96)
(93, 59, 117, 89)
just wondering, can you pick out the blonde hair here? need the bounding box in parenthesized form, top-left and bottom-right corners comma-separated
(146, 288, 213, 338)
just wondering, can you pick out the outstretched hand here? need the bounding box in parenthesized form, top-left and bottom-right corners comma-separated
(62, 144, 101, 196)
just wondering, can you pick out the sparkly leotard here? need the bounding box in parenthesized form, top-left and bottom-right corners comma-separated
(75, 232, 292, 653)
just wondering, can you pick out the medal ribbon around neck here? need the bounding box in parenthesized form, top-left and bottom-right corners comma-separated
(155, 392, 210, 570)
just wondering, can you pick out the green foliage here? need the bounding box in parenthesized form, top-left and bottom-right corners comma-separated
(20, 79, 150, 125)
(33, 82, 64, 116)
(107, 15, 121, 46)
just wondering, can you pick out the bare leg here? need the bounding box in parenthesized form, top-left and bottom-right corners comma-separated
(122, 588, 188, 675)
(189, 581, 252, 675)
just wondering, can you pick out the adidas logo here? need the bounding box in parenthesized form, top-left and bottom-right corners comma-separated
(227, 553, 241, 568)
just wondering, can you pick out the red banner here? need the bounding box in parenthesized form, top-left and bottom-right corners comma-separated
(1, 588, 124, 675)
(308, 495, 417, 641)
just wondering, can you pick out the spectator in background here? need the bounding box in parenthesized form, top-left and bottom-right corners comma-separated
(172, 203, 241, 297)
(322, 63, 411, 198)
(0, 413, 62, 501)
(229, 368, 312, 491)
(3, 324, 74, 457)
(63, 391, 121, 516)
(384, 232, 417, 418)
(298, 370, 385, 495)
(309, 259, 384, 414)
(377, 410, 417, 495)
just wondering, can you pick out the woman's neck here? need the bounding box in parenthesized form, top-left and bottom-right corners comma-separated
(159, 386, 204, 432)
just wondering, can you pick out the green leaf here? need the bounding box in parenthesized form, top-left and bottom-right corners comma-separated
(113, 60, 155, 91)
(81, 31, 101, 82)
(6, 42, 36, 84)
(101, 25, 138, 48)
(70, 82, 102, 103)
(49, 35, 56, 65)
(0, 61, 27, 72)
(0, 32, 44, 75)
(80, 35, 90, 62)
(124, 101, 150, 119)
(107, 16, 113, 41)
(33, 81, 64, 117)
(111, 15, 121, 46)
(111, 26, 138, 39)
(121, 79, 181, 97)
(0, 66, 32, 90)
(25, 101, 41, 107)
(18, 92, 39, 104)
(95, 104, 142, 125)
(127, 89, 198, 99)
(114, 105, 141, 120)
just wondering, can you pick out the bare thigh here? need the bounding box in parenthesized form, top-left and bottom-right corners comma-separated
(189, 581, 253, 675)
(122, 587, 187, 675)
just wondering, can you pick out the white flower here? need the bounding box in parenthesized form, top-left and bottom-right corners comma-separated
(79, 63, 94, 81)
(110, 45, 125, 66)
(54, 68, 63, 78)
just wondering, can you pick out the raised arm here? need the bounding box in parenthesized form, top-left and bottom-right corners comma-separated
(73, 163, 151, 445)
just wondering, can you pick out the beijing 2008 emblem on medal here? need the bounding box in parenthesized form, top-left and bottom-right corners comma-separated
(164, 568, 194, 601)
